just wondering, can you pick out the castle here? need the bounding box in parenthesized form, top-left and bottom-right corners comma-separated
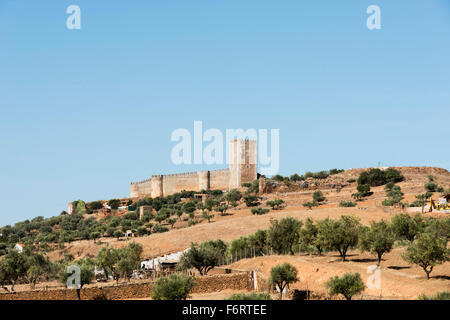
(130, 140, 257, 198)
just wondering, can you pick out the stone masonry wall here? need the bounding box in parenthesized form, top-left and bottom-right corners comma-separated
(130, 179, 153, 198)
(162, 172, 200, 196)
(209, 169, 230, 191)
(0, 273, 251, 300)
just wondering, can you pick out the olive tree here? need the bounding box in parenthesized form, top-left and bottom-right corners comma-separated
(359, 220, 395, 265)
(269, 263, 298, 300)
(0, 250, 27, 291)
(402, 233, 449, 279)
(300, 218, 326, 255)
(267, 217, 303, 255)
(391, 213, 426, 243)
(178, 240, 227, 275)
(318, 216, 361, 261)
(59, 258, 95, 299)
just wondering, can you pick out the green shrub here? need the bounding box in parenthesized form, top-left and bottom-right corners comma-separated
(151, 274, 196, 300)
(89, 201, 103, 211)
(266, 199, 285, 210)
(137, 227, 148, 236)
(122, 212, 138, 220)
(384, 168, 404, 184)
(357, 169, 386, 187)
(251, 208, 270, 215)
(312, 191, 326, 203)
(385, 182, 395, 192)
(152, 225, 169, 233)
(357, 184, 371, 196)
(271, 175, 285, 182)
(107, 199, 121, 210)
(302, 201, 319, 210)
(382, 199, 395, 206)
(290, 174, 303, 182)
(329, 169, 345, 175)
(424, 182, 438, 192)
(417, 291, 450, 300)
(227, 292, 272, 300)
(339, 201, 357, 207)
(244, 196, 260, 207)
(325, 272, 365, 300)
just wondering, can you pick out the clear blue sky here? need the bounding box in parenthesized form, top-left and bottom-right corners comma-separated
(0, 1, 449, 226)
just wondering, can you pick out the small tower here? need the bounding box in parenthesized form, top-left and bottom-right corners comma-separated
(228, 139, 257, 189)
(198, 170, 210, 191)
(151, 175, 163, 198)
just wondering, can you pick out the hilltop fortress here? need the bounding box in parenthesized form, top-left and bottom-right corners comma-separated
(130, 140, 257, 198)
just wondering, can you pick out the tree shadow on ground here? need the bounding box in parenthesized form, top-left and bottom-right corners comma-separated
(433, 275, 450, 280)
(329, 253, 358, 258)
(350, 258, 378, 263)
(387, 266, 411, 270)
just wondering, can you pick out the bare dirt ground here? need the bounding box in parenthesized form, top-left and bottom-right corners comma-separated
(230, 249, 449, 300)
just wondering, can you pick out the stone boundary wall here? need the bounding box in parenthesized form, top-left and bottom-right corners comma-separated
(0, 272, 252, 300)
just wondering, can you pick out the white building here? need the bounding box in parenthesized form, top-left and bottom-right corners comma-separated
(14, 243, 24, 253)
(141, 248, 190, 271)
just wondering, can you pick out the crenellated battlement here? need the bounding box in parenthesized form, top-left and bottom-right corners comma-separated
(163, 171, 198, 177)
(131, 179, 151, 185)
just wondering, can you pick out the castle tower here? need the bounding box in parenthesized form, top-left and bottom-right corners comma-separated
(228, 139, 257, 189)
(151, 175, 163, 198)
(198, 170, 210, 191)
(130, 183, 139, 198)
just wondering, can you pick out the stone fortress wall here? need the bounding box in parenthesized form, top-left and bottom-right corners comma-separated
(130, 140, 257, 198)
